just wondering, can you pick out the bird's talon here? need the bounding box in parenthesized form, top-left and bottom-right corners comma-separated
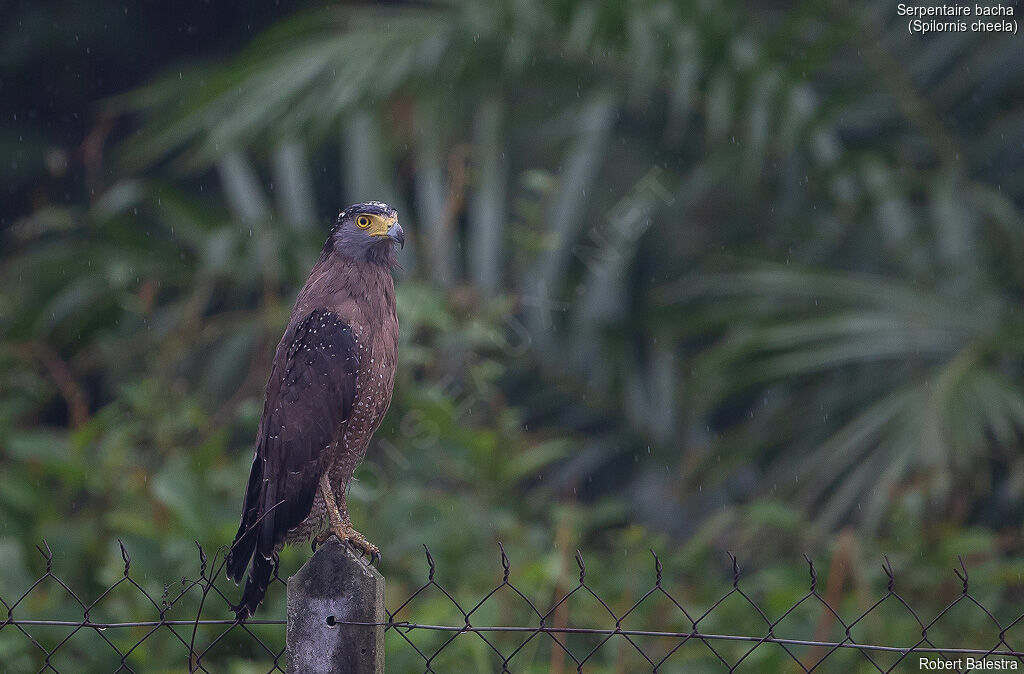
(314, 527, 378, 563)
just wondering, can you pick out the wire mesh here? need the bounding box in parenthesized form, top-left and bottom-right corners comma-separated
(2, 541, 1023, 672)
(0, 540, 286, 673)
(377, 547, 1024, 673)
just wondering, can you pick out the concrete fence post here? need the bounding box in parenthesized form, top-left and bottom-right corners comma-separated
(286, 539, 385, 673)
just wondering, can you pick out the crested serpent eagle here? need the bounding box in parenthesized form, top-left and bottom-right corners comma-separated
(226, 201, 404, 619)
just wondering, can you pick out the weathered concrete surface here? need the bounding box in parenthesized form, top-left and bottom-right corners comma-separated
(286, 540, 384, 673)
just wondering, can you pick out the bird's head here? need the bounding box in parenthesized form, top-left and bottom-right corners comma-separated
(327, 201, 405, 266)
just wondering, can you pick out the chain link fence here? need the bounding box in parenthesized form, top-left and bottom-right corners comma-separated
(0, 541, 286, 672)
(2, 540, 1023, 672)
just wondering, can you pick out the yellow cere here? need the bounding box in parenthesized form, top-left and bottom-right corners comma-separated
(360, 213, 398, 238)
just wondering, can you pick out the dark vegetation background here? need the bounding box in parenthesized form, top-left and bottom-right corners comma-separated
(2, 1, 1024, 671)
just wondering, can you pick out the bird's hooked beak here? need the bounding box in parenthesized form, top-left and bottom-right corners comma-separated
(387, 222, 405, 249)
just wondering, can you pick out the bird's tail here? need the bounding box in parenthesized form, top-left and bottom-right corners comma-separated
(226, 516, 258, 585)
(226, 449, 265, 585)
(231, 552, 277, 620)
(226, 459, 270, 619)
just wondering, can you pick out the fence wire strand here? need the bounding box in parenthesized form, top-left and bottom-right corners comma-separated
(2, 540, 1023, 672)
(0, 540, 287, 673)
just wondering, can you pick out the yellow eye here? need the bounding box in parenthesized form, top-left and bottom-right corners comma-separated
(356, 215, 371, 229)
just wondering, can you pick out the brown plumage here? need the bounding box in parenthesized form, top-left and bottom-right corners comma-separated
(226, 201, 404, 619)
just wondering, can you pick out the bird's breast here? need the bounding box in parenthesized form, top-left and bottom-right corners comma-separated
(337, 317, 398, 458)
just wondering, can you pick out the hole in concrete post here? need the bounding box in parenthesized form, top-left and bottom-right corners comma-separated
(325, 615, 336, 627)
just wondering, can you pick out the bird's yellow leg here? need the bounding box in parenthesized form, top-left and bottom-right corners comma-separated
(319, 472, 346, 531)
(314, 473, 380, 562)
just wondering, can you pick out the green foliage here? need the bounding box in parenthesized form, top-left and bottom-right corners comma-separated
(3, 0, 1024, 670)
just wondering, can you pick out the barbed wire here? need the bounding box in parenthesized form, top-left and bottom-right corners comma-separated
(2, 540, 1024, 672)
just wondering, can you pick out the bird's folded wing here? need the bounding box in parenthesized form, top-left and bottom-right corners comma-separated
(229, 308, 359, 578)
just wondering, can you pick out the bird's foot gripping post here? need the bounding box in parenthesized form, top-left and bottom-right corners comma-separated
(314, 525, 380, 562)
(287, 539, 385, 674)
(316, 473, 381, 562)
